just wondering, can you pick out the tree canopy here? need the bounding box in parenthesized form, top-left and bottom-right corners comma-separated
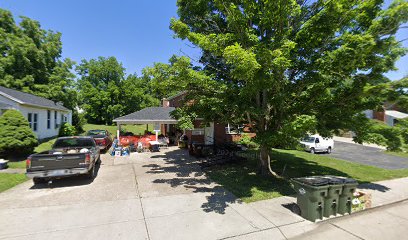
(170, 0, 408, 175)
(77, 56, 159, 125)
(141, 55, 205, 100)
(0, 8, 77, 109)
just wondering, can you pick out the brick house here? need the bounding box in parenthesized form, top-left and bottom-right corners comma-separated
(114, 91, 254, 145)
(163, 92, 255, 145)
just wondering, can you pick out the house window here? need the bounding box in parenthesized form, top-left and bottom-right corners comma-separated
(28, 113, 32, 129)
(61, 113, 64, 124)
(47, 110, 51, 129)
(191, 129, 204, 135)
(225, 124, 243, 134)
(33, 113, 38, 131)
(54, 111, 58, 129)
(28, 113, 38, 131)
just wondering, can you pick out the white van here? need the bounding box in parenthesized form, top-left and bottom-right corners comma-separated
(300, 135, 334, 154)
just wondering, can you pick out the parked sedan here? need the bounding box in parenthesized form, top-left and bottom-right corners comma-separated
(86, 129, 113, 151)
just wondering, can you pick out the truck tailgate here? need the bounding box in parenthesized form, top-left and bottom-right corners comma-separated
(29, 153, 86, 171)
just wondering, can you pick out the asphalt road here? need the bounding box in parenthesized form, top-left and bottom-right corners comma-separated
(329, 141, 408, 169)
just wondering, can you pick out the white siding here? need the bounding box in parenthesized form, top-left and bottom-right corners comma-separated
(0, 95, 72, 140)
(18, 106, 71, 139)
(385, 115, 395, 127)
(363, 110, 373, 119)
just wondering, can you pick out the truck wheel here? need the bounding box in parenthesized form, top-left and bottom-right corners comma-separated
(87, 165, 96, 179)
(310, 148, 315, 154)
(33, 178, 46, 185)
(327, 147, 332, 154)
(96, 156, 101, 165)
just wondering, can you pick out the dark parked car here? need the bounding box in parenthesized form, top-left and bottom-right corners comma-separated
(86, 129, 113, 151)
(26, 136, 100, 184)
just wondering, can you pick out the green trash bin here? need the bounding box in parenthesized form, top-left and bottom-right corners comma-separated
(292, 177, 329, 222)
(337, 177, 358, 215)
(321, 176, 344, 218)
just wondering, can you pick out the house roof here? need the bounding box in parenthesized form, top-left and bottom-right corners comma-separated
(0, 101, 13, 110)
(0, 86, 69, 111)
(113, 107, 178, 124)
(166, 91, 187, 101)
(385, 110, 408, 119)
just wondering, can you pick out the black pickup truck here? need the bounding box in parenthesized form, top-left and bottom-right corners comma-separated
(26, 136, 101, 184)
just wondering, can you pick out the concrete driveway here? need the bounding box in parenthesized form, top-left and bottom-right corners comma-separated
(0, 147, 304, 240)
(329, 141, 408, 169)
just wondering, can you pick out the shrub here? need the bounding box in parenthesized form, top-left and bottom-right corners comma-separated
(0, 109, 38, 156)
(363, 120, 403, 151)
(396, 119, 408, 145)
(72, 110, 86, 133)
(58, 123, 77, 137)
(238, 133, 259, 149)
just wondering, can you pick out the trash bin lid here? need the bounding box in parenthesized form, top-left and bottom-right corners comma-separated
(320, 175, 343, 185)
(330, 176, 358, 184)
(323, 175, 357, 184)
(293, 177, 329, 186)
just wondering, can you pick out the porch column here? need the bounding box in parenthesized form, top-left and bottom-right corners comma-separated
(117, 123, 121, 139)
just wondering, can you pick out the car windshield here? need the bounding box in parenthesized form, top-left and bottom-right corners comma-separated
(87, 130, 106, 136)
(302, 136, 315, 143)
(54, 138, 95, 148)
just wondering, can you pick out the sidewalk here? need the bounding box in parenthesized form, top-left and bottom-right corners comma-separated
(292, 199, 408, 240)
(235, 177, 408, 239)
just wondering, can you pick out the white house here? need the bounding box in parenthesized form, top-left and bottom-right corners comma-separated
(384, 110, 408, 127)
(364, 109, 408, 127)
(0, 86, 72, 140)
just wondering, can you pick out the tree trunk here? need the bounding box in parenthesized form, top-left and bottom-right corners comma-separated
(258, 144, 280, 178)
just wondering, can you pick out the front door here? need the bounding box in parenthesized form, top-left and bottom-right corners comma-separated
(205, 122, 214, 144)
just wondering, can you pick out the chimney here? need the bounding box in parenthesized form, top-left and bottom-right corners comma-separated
(162, 98, 170, 108)
(373, 106, 386, 122)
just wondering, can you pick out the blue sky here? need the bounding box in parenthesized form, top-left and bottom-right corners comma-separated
(0, 0, 406, 80)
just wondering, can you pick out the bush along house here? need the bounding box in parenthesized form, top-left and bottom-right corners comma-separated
(0, 86, 72, 140)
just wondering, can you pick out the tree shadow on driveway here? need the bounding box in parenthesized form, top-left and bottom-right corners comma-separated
(141, 148, 393, 215)
(142, 148, 239, 214)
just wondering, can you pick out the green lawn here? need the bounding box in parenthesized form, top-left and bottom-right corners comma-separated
(207, 149, 408, 203)
(34, 138, 57, 153)
(384, 151, 408, 158)
(83, 123, 152, 137)
(7, 161, 26, 169)
(0, 173, 28, 193)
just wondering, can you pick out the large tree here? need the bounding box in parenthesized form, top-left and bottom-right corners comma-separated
(77, 56, 159, 124)
(170, 0, 408, 176)
(0, 9, 77, 109)
(141, 55, 203, 100)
